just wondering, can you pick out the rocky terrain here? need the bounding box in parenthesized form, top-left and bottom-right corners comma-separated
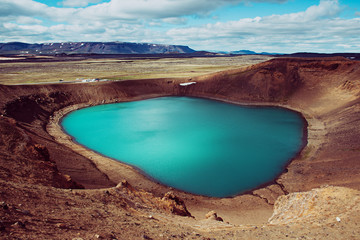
(0, 42, 195, 55)
(0, 57, 360, 239)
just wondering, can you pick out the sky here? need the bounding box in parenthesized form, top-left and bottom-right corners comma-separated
(1, 0, 360, 53)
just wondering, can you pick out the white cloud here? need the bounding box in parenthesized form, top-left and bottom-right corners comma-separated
(0, 0, 287, 21)
(61, 0, 102, 8)
(166, 0, 360, 52)
(0, 0, 48, 17)
(265, 0, 341, 23)
(0, 0, 77, 23)
(1, 0, 360, 53)
(3, 22, 47, 33)
(162, 17, 188, 25)
(77, 0, 237, 20)
(16, 16, 42, 24)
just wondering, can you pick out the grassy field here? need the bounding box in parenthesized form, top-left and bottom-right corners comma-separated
(0, 55, 273, 85)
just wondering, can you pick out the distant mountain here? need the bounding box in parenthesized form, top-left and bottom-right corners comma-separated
(0, 42, 195, 55)
(215, 49, 280, 55)
(230, 50, 257, 55)
(279, 52, 360, 60)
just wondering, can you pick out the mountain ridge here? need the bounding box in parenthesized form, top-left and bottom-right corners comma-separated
(0, 41, 195, 55)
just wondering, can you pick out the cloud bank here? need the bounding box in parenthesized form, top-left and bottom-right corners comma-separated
(0, 0, 359, 53)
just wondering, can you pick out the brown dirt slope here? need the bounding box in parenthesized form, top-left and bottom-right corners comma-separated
(187, 57, 360, 192)
(0, 57, 360, 239)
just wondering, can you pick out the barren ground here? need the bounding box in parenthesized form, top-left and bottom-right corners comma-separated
(0, 55, 271, 84)
(0, 56, 360, 239)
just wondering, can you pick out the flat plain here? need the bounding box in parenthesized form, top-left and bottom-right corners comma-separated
(0, 55, 272, 84)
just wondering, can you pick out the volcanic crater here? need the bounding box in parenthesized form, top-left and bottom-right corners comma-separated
(1, 57, 360, 239)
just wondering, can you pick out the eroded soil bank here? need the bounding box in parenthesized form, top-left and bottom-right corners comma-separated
(1, 57, 360, 239)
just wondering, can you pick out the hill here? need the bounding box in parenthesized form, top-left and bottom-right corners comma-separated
(0, 41, 195, 55)
(215, 49, 280, 55)
(280, 52, 360, 60)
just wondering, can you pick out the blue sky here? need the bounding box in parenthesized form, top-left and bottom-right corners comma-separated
(1, 0, 360, 53)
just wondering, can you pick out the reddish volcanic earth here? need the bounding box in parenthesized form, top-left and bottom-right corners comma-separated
(1, 57, 360, 239)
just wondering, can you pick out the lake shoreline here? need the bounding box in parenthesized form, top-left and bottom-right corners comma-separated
(56, 96, 309, 198)
(47, 94, 315, 224)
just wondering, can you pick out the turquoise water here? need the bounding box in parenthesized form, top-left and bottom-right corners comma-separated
(62, 97, 305, 197)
